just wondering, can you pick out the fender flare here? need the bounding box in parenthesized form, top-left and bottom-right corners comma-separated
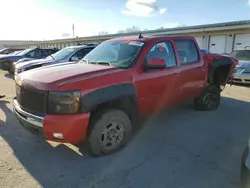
(81, 83, 138, 112)
(208, 56, 234, 84)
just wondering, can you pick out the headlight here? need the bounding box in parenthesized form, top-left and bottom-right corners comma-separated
(47, 91, 81, 114)
(15, 68, 22, 74)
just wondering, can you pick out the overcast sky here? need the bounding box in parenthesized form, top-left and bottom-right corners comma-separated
(1, 0, 250, 40)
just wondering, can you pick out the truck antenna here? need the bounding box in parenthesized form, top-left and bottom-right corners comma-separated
(138, 33, 143, 39)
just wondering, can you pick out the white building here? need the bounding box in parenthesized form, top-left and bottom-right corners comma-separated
(7, 20, 250, 54)
(0, 40, 40, 49)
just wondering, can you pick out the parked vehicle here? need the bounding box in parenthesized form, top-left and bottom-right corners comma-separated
(200, 49, 210, 54)
(230, 47, 250, 84)
(8, 50, 24, 56)
(0, 47, 58, 74)
(221, 53, 230, 56)
(241, 144, 250, 188)
(14, 44, 97, 80)
(0, 48, 24, 55)
(13, 35, 237, 156)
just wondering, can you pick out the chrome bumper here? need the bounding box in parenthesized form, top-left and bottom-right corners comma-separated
(13, 98, 44, 128)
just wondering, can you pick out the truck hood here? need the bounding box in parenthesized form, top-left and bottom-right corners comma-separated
(16, 63, 119, 91)
(15, 58, 57, 69)
(0, 54, 9, 58)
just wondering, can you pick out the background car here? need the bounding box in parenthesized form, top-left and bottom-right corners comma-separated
(230, 47, 250, 84)
(200, 49, 210, 54)
(14, 44, 97, 79)
(8, 50, 24, 56)
(0, 47, 58, 74)
(0, 48, 24, 55)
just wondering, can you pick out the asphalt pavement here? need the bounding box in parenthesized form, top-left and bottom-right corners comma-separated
(0, 70, 250, 188)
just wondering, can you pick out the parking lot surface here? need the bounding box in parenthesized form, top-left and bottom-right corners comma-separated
(0, 70, 250, 188)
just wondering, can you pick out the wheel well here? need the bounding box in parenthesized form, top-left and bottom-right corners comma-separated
(209, 64, 232, 90)
(89, 96, 138, 123)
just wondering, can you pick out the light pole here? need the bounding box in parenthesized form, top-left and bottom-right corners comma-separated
(72, 24, 75, 46)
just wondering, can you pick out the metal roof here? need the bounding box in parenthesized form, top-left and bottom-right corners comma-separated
(7, 20, 250, 47)
(45, 20, 250, 43)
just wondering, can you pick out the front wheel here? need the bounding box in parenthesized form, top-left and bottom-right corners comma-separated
(87, 109, 132, 156)
(194, 85, 220, 111)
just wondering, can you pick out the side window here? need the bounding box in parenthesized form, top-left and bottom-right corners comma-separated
(47, 49, 57, 55)
(146, 41, 176, 68)
(72, 48, 92, 60)
(40, 49, 49, 56)
(175, 39, 199, 64)
(26, 49, 37, 57)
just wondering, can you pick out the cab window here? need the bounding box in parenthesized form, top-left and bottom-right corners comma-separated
(146, 41, 177, 68)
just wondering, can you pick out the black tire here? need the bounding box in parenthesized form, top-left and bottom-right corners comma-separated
(8, 63, 14, 74)
(194, 85, 220, 111)
(87, 109, 132, 156)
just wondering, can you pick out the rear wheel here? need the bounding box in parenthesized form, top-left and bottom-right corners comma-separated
(87, 109, 132, 156)
(194, 85, 220, 111)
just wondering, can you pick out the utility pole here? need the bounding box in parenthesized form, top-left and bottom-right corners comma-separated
(72, 24, 75, 46)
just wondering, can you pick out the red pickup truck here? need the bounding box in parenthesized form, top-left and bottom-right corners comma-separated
(13, 35, 237, 156)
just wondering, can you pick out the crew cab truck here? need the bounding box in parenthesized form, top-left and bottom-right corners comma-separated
(13, 35, 237, 156)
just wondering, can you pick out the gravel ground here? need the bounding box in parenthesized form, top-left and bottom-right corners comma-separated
(0, 70, 250, 188)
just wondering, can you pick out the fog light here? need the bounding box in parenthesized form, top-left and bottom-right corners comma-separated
(53, 133, 64, 139)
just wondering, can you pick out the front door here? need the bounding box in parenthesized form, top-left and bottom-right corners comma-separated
(134, 40, 181, 116)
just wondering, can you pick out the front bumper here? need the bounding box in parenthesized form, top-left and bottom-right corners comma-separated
(232, 67, 250, 84)
(13, 98, 91, 144)
(0, 62, 11, 70)
(232, 74, 250, 84)
(14, 68, 20, 80)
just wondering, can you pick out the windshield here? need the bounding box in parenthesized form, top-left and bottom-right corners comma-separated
(46, 47, 77, 61)
(82, 40, 144, 68)
(18, 48, 34, 56)
(229, 50, 250, 61)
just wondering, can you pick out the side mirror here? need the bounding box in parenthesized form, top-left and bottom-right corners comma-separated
(145, 58, 166, 69)
(70, 56, 80, 62)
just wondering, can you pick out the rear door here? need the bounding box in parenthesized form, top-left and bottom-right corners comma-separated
(174, 39, 206, 100)
(135, 40, 182, 116)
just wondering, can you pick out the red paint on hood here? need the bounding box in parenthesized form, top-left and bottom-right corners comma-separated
(15, 63, 118, 91)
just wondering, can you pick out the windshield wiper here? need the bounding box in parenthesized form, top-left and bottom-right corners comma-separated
(79, 60, 112, 66)
(95, 61, 112, 66)
(39, 47, 55, 60)
(79, 59, 89, 64)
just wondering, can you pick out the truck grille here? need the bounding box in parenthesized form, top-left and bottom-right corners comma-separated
(16, 84, 47, 116)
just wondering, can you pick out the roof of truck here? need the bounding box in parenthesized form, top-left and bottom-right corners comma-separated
(107, 35, 195, 42)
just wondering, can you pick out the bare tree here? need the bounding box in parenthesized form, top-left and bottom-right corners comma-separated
(117, 26, 141, 34)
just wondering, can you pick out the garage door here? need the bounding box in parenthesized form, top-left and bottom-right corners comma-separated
(234, 34, 250, 50)
(195, 37, 203, 49)
(209, 35, 227, 54)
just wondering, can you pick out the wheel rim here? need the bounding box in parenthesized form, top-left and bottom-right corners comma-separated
(203, 93, 218, 109)
(100, 121, 124, 150)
